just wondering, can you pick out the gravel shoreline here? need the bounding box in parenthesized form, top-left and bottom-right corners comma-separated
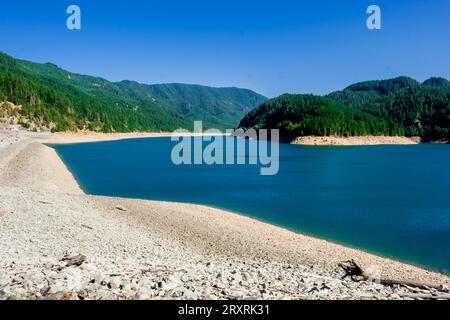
(1, 130, 449, 300)
(291, 136, 420, 146)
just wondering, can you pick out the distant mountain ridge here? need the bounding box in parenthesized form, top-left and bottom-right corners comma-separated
(240, 76, 450, 141)
(114, 81, 266, 129)
(0, 52, 266, 132)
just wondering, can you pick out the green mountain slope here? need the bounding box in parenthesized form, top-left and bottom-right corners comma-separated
(0, 52, 191, 132)
(0, 52, 266, 131)
(327, 77, 450, 139)
(239, 94, 394, 138)
(115, 81, 267, 129)
(240, 77, 450, 140)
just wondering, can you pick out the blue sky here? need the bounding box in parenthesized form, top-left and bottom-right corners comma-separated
(0, 0, 449, 97)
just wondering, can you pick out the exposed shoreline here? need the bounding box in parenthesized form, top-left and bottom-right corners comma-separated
(290, 136, 421, 146)
(38, 131, 444, 147)
(1, 130, 449, 300)
(44, 131, 228, 144)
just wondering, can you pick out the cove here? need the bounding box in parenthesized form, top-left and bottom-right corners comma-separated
(51, 137, 450, 273)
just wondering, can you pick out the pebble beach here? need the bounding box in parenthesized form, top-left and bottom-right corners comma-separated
(1, 129, 449, 300)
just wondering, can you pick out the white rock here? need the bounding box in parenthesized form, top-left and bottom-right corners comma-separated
(94, 272, 105, 284)
(0, 277, 10, 287)
(109, 278, 120, 289)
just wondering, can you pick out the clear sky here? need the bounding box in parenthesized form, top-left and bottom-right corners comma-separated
(1, 0, 449, 97)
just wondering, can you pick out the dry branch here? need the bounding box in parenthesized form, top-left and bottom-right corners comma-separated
(339, 259, 449, 292)
(398, 292, 450, 300)
(61, 254, 86, 267)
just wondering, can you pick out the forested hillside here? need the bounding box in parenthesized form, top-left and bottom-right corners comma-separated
(239, 94, 395, 137)
(0, 52, 190, 132)
(240, 77, 450, 141)
(115, 82, 266, 129)
(328, 77, 450, 139)
(0, 52, 266, 132)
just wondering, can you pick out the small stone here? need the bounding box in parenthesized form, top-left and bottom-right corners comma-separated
(122, 283, 132, 292)
(0, 277, 10, 287)
(44, 291, 65, 300)
(214, 282, 226, 290)
(163, 282, 180, 292)
(134, 292, 150, 300)
(94, 272, 105, 284)
(233, 274, 243, 283)
(390, 293, 401, 300)
(182, 290, 198, 300)
(109, 278, 120, 289)
(77, 289, 87, 300)
(24, 280, 33, 290)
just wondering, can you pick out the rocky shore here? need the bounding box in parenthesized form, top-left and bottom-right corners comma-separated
(0, 129, 449, 300)
(291, 136, 420, 146)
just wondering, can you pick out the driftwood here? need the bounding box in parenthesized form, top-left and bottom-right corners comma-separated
(43, 291, 73, 300)
(61, 254, 86, 267)
(106, 267, 187, 277)
(398, 292, 450, 300)
(141, 267, 187, 274)
(115, 205, 128, 212)
(339, 259, 449, 292)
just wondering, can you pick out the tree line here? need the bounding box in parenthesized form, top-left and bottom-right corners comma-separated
(240, 77, 450, 140)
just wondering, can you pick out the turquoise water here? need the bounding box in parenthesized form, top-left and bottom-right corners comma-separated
(52, 137, 450, 273)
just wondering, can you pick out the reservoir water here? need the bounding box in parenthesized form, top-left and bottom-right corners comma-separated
(52, 137, 450, 273)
